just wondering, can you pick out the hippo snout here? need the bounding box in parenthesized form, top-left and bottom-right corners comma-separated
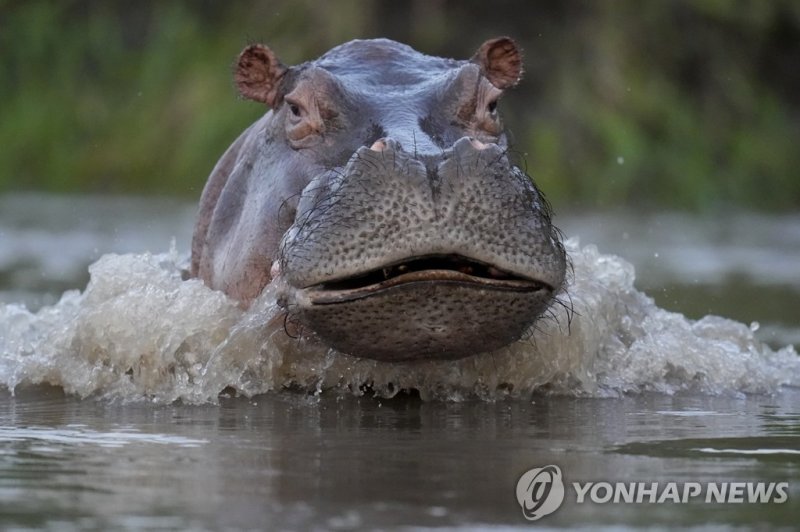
(276, 136, 566, 361)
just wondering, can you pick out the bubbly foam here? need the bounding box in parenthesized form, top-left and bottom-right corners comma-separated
(1, 240, 798, 403)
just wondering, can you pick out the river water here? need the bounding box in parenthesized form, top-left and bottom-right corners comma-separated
(0, 193, 798, 530)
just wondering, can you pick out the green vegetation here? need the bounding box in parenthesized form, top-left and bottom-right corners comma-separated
(1, 0, 798, 209)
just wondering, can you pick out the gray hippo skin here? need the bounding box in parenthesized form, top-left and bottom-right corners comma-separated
(191, 38, 567, 362)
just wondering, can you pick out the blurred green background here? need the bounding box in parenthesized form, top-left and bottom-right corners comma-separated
(1, 0, 798, 210)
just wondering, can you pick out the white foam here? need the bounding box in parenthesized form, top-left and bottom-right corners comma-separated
(692, 448, 800, 456)
(1, 239, 798, 403)
(0, 426, 208, 448)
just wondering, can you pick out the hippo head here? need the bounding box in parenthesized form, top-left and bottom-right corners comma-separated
(191, 38, 566, 362)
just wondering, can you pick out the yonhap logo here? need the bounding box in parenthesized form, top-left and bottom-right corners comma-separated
(514, 464, 789, 522)
(515, 465, 565, 520)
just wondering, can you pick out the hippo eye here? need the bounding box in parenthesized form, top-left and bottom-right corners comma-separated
(487, 100, 498, 114)
(285, 97, 305, 118)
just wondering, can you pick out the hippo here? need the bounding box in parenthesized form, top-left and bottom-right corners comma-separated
(190, 37, 567, 362)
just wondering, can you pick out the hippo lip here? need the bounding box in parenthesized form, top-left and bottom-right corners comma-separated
(301, 254, 552, 305)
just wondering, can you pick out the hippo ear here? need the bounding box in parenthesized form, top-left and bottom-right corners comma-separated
(472, 37, 523, 89)
(235, 44, 288, 106)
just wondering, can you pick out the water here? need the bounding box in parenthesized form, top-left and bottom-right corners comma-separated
(0, 193, 799, 529)
(0, 389, 797, 530)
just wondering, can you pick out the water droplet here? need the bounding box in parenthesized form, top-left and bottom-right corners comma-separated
(617, 156, 625, 165)
(750, 321, 760, 332)
(427, 506, 448, 517)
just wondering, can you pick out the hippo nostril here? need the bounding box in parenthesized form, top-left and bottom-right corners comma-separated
(270, 260, 281, 279)
(470, 138, 488, 150)
(451, 136, 500, 157)
(369, 139, 388, 152)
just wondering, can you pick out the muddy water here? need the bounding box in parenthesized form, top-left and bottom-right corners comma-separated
(1, 388, 797, 530)
(0, 194, 798, 529)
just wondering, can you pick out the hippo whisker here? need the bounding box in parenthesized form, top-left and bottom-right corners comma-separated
(548, 288, 577, 334)
(281, 311, 303, 340)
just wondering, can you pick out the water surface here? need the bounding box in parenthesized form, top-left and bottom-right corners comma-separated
(1, 387, 797, 530)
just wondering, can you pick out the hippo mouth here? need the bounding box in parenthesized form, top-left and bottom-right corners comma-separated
(302, 254, 552, 305)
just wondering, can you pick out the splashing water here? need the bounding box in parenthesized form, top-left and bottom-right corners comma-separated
(0, 239, 797, 403)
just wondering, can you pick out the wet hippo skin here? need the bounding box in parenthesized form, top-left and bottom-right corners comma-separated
(191, 38, 566, 361)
